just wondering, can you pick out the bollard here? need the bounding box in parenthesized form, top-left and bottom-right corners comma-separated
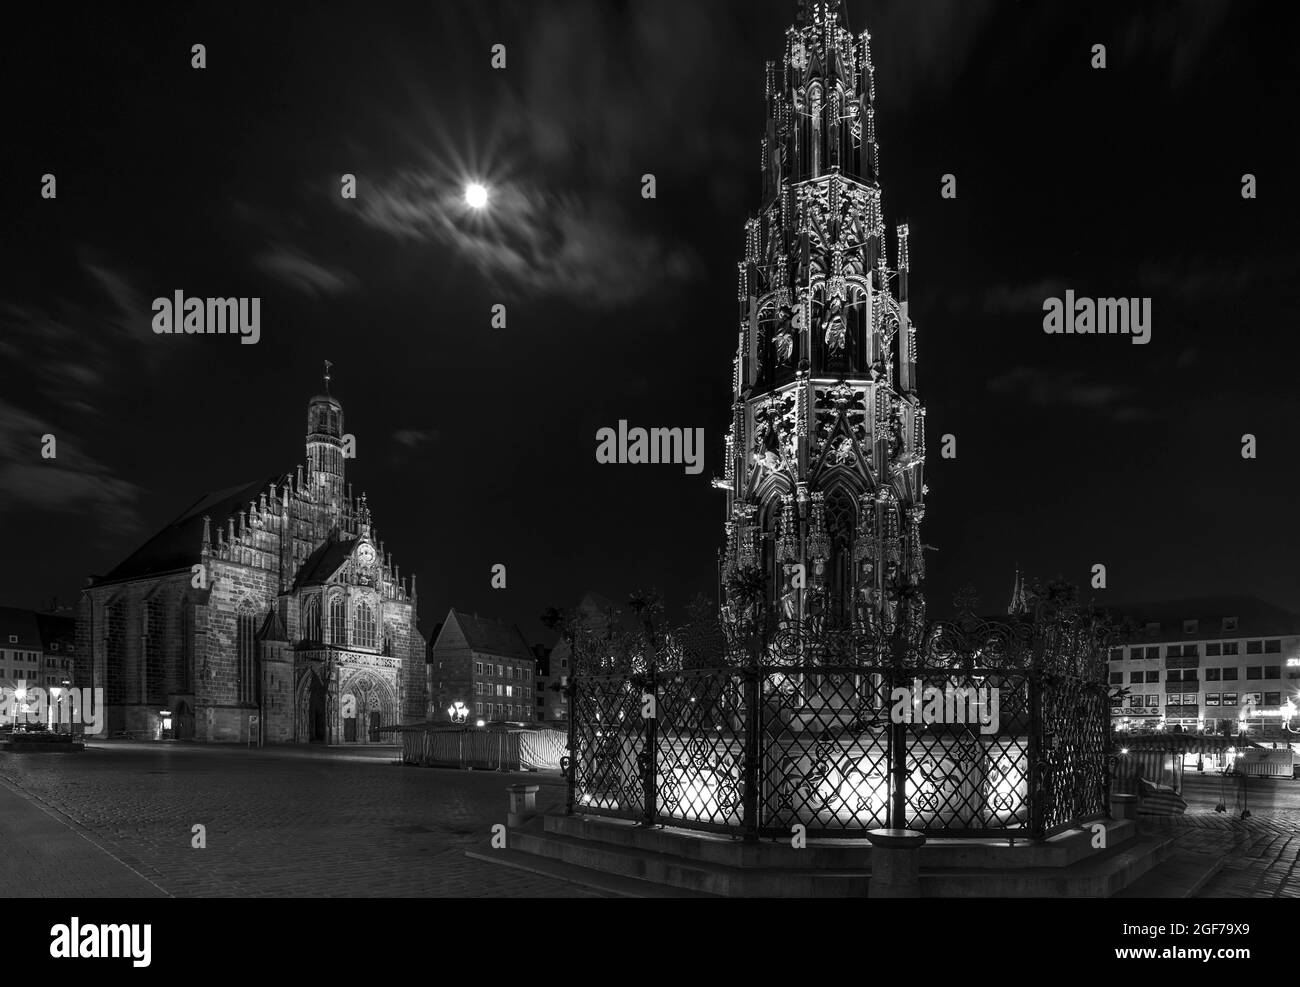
(866, 828, 926, 898)
(1109, 793, 1138, 821)
(507, 783, 540, 828)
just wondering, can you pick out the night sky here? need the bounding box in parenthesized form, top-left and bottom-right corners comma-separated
(3, 0, 1298, 643)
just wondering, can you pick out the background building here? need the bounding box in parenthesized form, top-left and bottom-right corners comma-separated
(427, 610, 536, 724)
(76, 379, 427, 743)
(1107, 597, 1300, 739)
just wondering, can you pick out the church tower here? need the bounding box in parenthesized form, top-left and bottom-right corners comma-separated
(306, 363, 346, 514)
(719, 0, 927, 634)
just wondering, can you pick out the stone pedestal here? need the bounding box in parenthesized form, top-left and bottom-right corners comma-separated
(866, 828, 927, 898)
(1109, 793, 1138, 821)
(507, 784, 540, 828)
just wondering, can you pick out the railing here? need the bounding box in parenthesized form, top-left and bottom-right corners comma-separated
(565, 612, 1112, 841)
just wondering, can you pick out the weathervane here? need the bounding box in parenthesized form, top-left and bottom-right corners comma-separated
(323, 359, 333, 394)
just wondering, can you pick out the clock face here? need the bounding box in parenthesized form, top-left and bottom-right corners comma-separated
(356, 543, 376, 566)
(791, 42, 806, 69)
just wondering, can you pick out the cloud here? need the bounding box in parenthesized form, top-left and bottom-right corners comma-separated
(0, 258, 153, 530)
(981, 278, 1068, 316)
(255, 243, 358, 298)
(391, 428, 439, 448)
(356, 172, 697, 310)
(0, 398, 144, 534)
(987, 365, 1151, 422)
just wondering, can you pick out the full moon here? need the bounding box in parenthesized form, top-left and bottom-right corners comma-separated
(464, 182, 489, 209)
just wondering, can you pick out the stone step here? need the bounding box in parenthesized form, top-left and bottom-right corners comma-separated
(545, 812, 1136, 871)
(497, 817, 1174, 897)
(1112, 851, 1225, 898)
(463, 847, 720, 897)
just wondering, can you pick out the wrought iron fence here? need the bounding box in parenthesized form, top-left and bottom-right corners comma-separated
(564, 607, 1112, 841)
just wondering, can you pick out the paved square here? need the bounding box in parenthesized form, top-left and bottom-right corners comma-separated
(0, 742, 601, 898)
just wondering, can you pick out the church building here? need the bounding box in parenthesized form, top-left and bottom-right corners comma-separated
(75, 372, 427, 743)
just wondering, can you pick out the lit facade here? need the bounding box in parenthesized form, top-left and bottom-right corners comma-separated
(1106, 598, 1300, 738)
(718, 0, 925, 631)
(76, 377, 427, 743)
(427, 610, 536, 724)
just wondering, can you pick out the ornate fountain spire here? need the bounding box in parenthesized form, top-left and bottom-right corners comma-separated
(721, 1, 927, 634)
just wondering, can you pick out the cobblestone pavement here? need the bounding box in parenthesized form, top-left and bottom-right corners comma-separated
(0, 742, 602, 898)
(1140, 808, 1300, 898)
(4, 742, 1296, 898)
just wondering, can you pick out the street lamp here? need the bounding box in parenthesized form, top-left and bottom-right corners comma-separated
(464, 182, 489, 209)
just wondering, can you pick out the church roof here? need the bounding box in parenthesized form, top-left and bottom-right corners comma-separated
(96, 476, 282, 586)
(292, 538, 357, 589)
(256, 607, 289, 642)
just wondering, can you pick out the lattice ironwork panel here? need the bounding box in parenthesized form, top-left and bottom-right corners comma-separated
(1040, 675, 1110, 833)
(901, 671, 1031, 833)
(571, 674, 645, 819)
(758, 666, 892, 835)
(655, 670, 747, 831)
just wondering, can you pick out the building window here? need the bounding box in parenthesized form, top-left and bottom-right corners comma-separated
(236, 604, 257, 704)
(1129, 647, 1144, 660)
(1243, 692, 1262, 706)
(1206, 643, 1221, 657)
(495, 684, 503, 696)
(1110, 672, 1123, 685)
(1246, 666, 1262, 680)
(1222, 693, 1238, 705)
(1206, 668, 1220, 681)
(1166, 670, 1181, 683)
(1264, 639, 1281, 654)
(1145, 671, 1159, 683)
(1223, 642, 1239, 655)
(1109, 648, 1123, 661)
(1221, 668, 1238, 681)
(1265, 692, 1281, 706)
(302, 596, 321, 641)
(329, 596, 347, 646)
(475, 702, 483, 715)
(1206, 694, 1220, 706)
(7, 635, 16, 644)
(474, 661, 483, 676)
(561, 658, 568, 669)
(50, 642, 58, 651)
(353, 601, 377, 650)
(496, 664, 503, 677)
(180, 599, 193, 692)
(1265, 665, 1281, 678)
(505, 685, 513, 698)
(1222, 617, 1238, 632)
(1183, 620, 1198, 634)
(1246, 640, 1263, 655)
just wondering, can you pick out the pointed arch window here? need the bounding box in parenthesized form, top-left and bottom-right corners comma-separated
(353, 601, 377, 651)
(329, 595, 347, 647)
(236, 602, 257, 704)
(301, 595, 322, 643)
(104, 599, 127, 705)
